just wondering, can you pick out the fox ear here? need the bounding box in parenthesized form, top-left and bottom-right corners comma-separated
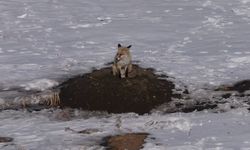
(127, 45, 132, 49)
(118, 43, 122, 48)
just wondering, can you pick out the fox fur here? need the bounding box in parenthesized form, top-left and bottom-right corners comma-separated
(112, 44, 132, 78)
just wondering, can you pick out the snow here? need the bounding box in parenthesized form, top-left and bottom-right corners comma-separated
(19, 79, 59, 91)
(230, 56, 250, 63)
(17, 14, 27, 19)
(1, 0, 250, 149)
(1, 0, 250, 90)
(1, 108, 250, 149)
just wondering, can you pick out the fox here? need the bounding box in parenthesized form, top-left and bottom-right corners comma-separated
(112, 44, 133, 78)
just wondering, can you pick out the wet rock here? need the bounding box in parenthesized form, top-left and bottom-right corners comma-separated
(77, 128, 100, 134)
(181, 102, 217, 113)
(216, 80, 250, 93)
(0, 137, 13, 143)
(59, 65, 178, 114)
(221, 93, 232, 99)
(231, 80, 250, 93)
(214, 80, 250, 101)
(101, 133, 148, 150)
(212, 80, 250, 111)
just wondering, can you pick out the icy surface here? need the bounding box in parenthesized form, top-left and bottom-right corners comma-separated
(1, 0, 250, 149)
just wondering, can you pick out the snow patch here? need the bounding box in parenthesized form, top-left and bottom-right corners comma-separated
(230, 56, 250, 63)
(6, 49, 17, 53)
(144, 116, 192, 132)
(199, 51, 208, 54)
(20, 79, 59, 91)
(17, 14, 27, 19)
(164, 10, 170, 13)
(69, 24, 91, 29)
(202, 16, 228, 28)
(202, 0, 212, 7)
(241, 0, 250, 4)
(72, 41, 85, 49)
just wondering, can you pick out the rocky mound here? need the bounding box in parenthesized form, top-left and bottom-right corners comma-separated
(59, 65, 180, 114)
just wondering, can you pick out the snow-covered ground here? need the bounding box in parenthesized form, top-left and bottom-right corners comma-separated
(1, 0, 250, 149)
(1, 108, 250, 150)
(1, 0, 250, 90)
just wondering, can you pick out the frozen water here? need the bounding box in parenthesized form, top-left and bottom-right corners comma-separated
(1, 0, 250, 149)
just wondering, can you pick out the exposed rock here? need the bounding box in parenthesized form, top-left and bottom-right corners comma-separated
(215, 80, 250, 93)
(215, 80, 250, 100)
(59, 65, 179, 114)
(101, 133, 148, 150)
(64, 127, 100, 134)
(212, 80, 250, 111)
(0, 137, 13, 143)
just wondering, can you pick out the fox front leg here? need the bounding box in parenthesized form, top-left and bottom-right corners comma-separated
(117, 65, 124, 78)
(112, 64, 118, 76)
(120, 66, 127, 78)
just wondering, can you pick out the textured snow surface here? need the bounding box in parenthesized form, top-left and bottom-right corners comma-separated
(0, 0, 250, 91)
(1, 108, 250, 150)
(1, 0, 250, 149)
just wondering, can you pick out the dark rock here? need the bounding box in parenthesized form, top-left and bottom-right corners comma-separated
(221, 93, 232, 99)
(59, 65, 178, 114)
(0, 137, 13, 143)
(183, 89, 189, 94)
(216, 80, 250, 93)
(232, 80, 250, 93)
(77, 128, 100, 134)
(181, 103, 217, 113)
(64, 127, 100, 134)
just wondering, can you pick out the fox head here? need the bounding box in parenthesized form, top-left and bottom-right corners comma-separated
(115, 44, 132, 61)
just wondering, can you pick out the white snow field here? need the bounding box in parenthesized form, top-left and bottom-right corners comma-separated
(0, 108, 250, 150)
(1, 0, 250, 149)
